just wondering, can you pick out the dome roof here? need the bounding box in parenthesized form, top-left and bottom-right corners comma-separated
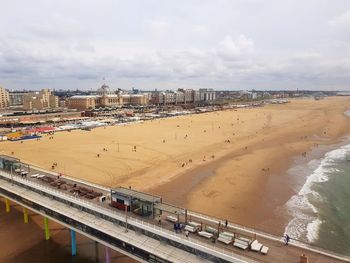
(97, 84, 114, 96)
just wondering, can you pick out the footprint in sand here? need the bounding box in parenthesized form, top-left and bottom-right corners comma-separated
(203, 190, 219, 198)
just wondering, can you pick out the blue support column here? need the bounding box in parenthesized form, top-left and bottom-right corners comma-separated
(70, 229, 77, 256)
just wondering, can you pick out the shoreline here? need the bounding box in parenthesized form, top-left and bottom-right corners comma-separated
(150, 101, 350, 238)
(151, 134, 350, 235)
(284, 135, 350, 247)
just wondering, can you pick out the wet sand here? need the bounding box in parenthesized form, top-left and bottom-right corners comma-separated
(1, 96, 350, 261)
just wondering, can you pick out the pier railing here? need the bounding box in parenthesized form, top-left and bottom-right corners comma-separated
(187, 206, 350, 262)
(0, 170, 259, 263)
(2, 167, 349, 263)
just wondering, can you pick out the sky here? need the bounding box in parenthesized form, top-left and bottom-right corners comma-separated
(0, 0, 350, 91)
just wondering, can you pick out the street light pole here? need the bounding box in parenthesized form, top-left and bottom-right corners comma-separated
(125, 204, 128, 232)
(10, 166, 13, 185)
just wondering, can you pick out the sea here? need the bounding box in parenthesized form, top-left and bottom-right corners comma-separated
(285, 113, 350, 256)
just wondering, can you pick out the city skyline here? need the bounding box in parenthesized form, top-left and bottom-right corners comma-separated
(1, 0, 350, 91)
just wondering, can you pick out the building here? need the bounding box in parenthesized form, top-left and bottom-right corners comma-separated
(199, 89, 216, 101)
(181, 89, 192, 103)
(0, 87, 10, 109)
(121, 94, 149, 105)
(9, 91, 26, 107)
(23, 89, 59, 110)
(150, 91, 164, 105)
(150, 89, 213, 105)
(67, 95, 97, 111)
(185, 89, 201, 103)
(68, 84, 122, 111)
(174, 91, 185, 104)
(192, 90, 200, 102)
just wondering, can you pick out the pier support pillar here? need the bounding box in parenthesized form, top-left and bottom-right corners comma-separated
(23, 207, 28, 223)
(5, 198, 10, 213)
(70, 229, 77, 256)
(95, 241, 99, 262)
(44, 217, 50, 240)
(105, 246, 110, 263)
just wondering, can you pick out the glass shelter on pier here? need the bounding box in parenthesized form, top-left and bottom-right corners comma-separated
(111, 187, 162, 218)
(0, 155, 22, 172)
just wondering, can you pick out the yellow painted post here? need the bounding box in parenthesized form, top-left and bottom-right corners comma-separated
(23, 207, 28, 223)
(44, 217, 50, 240)
(5, 198, 10, 213)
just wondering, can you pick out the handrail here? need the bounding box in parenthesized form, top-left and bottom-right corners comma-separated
(0, 170, 258, 263)
(2, 168, 349, 262)
(186, 211, 350, 262)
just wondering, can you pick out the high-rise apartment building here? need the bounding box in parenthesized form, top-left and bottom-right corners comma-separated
(22, 89, 59, 110)
(0, 86, 10, 109)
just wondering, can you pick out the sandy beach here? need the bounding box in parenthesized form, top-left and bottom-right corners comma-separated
(1, 96, 350, 237)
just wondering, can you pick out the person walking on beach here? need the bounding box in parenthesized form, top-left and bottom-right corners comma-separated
(225, 219, 228, 228)
(284, 234, 290, 245)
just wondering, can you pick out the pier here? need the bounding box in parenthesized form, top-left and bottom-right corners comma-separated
(0, 155, 349, 263)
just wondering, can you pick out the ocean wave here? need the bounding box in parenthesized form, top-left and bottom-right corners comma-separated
(285, 143, 350, 243)
(306, 218, 323, 242)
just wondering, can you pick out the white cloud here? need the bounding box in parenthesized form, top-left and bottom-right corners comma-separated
(148, 20, 170, 38)
(217, 35, 255, 60)
(192, 25, 209, 37)
(0, 0, 350, 90)
(329, 10, 350, 27)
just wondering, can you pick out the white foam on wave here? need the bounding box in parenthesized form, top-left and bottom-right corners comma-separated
(285, 143, 350, 243)
(307, 218, 323, 242)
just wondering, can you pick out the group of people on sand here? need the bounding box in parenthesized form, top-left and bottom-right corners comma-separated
(181, 159, 193, 167)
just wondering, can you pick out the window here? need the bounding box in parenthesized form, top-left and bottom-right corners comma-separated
(116, 198, 125, 204)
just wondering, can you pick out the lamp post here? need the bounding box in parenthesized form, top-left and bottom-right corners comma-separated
(10, 165, 13, 185)
(124, 204, 128, 232)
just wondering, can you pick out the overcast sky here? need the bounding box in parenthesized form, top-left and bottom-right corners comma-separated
(0, 0, 350, 91)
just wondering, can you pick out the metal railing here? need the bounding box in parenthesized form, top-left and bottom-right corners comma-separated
(2, 168, 350, 262)
(186, 211, 350, 262)
(0, 170, 258, 263)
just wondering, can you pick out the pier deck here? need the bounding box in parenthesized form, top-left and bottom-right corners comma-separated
(0, 158, 349, 263)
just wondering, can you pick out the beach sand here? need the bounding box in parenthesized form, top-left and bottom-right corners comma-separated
(1, 96, 350, 238)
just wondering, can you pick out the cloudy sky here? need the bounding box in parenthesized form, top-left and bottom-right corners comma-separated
(0, 0, 350, 91)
